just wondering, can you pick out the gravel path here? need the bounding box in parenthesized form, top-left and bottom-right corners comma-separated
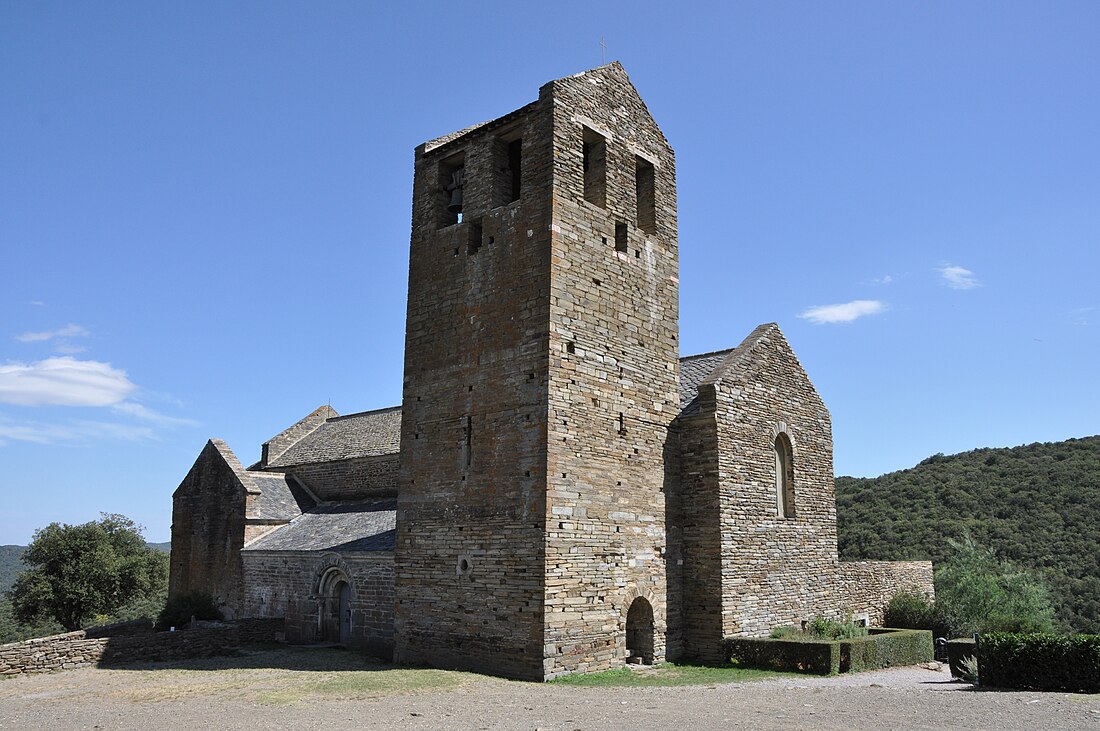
(2, 661, 1098, 730)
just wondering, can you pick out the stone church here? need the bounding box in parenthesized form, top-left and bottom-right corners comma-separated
(169, 62, 932, 680)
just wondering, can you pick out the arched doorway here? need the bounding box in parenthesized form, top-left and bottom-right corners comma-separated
(625, 597, 655, 665)
(317, 568, 353, 645)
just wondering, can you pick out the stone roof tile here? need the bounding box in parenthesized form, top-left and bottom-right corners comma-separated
(678, 350, 734, 413)
(266, 407, 401, 467)
(242, 500, 396, 553)
(248, 472, 315, 521)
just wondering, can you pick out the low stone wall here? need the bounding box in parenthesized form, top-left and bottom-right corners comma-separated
(0, 618, 284, 676)
(1, 631, 105, 674)
(839, 560, 935, 625)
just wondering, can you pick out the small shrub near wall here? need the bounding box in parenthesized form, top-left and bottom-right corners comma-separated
(978, 632, 1100, 692)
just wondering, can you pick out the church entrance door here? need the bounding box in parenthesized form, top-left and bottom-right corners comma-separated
(338, 581, 351, 645)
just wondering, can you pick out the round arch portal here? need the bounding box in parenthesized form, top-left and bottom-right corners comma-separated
(316, 566, 353, 645)
(625, 597, 655, 665)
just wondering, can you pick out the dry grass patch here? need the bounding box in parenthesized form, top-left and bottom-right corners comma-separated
(549, 662, 793, 687)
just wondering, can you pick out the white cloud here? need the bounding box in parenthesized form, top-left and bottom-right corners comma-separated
(1070, 306, 1095, 326)
(868, 275, 893, 286)
(0, 357, 136, 407)
(111, 401, 199, 427)
(798, 299, 886, 325)
(15, 323, 90, 343)
(939, 265, 980, 290)
(0, 417, 155, 445)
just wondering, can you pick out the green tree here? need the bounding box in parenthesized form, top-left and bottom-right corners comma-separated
(935, 534, 1056, 635)
(8, 514, 168, 631)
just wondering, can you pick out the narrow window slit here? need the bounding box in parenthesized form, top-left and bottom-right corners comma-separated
(635, 155, 656, 234)
(615, 222, 628, 253)
(468, 218, 483, 255)
(583, 127, 607, 207)
(464, 415, 473, 468)
(438, 153, 466, 228)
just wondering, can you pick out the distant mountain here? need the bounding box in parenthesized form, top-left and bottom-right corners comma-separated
(837, 435, 1100, 633)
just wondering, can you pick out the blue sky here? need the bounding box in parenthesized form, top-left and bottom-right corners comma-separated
(2, 2, 1097, 544)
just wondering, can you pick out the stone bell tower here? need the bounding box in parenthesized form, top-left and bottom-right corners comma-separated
(394, 62, 678, 680)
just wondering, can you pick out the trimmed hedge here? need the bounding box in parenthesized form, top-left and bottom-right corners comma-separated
(724, 628, 932, 676)
(725, 636, 839, 674)
(842, 629, 933, 672)
(978, 632, 1100, 692)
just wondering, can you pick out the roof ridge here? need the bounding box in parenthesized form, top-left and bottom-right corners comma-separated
(327, 405, 402, 422)
(679, 347, 736, 362)
(701, 323, 781, 389)
(207, 439, 260, 495)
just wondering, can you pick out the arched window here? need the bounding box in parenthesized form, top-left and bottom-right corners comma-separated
(775, 432, 795, 518)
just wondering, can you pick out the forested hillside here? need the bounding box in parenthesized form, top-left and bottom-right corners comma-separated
(0, 546, 25, 595)
(837, 435, 1100, 633)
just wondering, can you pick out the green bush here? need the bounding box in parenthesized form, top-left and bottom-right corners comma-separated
(884, 590, 957, 639)
(769, 625, 800, 639)
(978, 632, 1100, 692)
(884, 591, 934, 628)
(156, 591, 222, 631)
(958, 653, 980, 684)
(933, 534, 1055, 636)
(807, 616, 868, 640)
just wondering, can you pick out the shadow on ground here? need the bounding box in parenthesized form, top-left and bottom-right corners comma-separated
(103, 644, 398, 673)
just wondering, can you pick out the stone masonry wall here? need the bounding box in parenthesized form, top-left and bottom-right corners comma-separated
(169, 440, 248, 616)
(839, 560, 935, 625)
(287, 454, 398, 502)
(541, 63, 679, 678)
(242, 551, 394, 659)
(394, 92, 552, 679)
(711, 326, 840, 644)
(675, 325, 935, 655)
(0, 619, 284, 676)
(661, 428, 685, 660)
(674, 409, 725, 662)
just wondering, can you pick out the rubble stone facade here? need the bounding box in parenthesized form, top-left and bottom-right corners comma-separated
(168, 63, 933, 681)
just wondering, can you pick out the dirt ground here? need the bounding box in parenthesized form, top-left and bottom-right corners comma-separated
(1, 649, 1098, 731)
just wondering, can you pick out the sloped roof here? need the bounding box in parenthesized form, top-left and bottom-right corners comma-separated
(242, 500, 396, 553)
(266, 407, 402, 468)
(248, 472, 316, 520)
(679, 349, 734, 412)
